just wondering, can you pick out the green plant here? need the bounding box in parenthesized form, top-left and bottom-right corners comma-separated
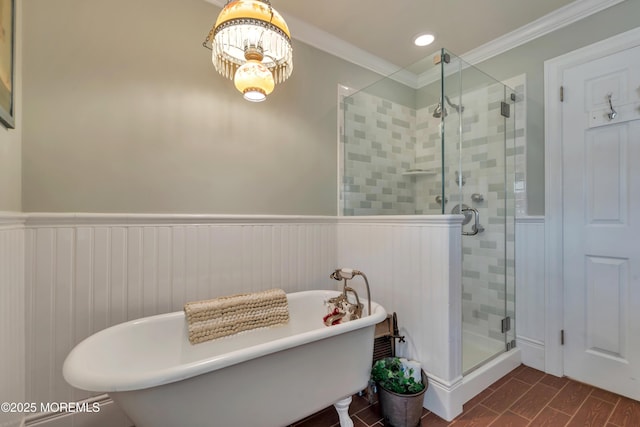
(371, 357, 425, 394)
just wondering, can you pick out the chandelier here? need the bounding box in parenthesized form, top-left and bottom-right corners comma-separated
(203, 0, 293, 102)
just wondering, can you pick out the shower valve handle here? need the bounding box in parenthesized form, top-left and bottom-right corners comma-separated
(461, 208, 480, 236)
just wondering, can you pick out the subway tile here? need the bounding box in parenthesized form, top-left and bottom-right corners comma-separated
(347, 152, 372, 163)
(392, 117, 411, 128)
(480, 240, 498, 249)
(480, 159, 498, 169)
(354, 114, 366, 123)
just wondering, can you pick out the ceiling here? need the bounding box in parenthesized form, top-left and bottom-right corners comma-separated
(269, 0, 577, 67)
(205, 0, 622, 84)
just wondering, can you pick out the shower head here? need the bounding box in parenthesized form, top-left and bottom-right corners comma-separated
(444, 95, 464, 114)
(433, 96, 463, 118)
(432, 102, 447, 118)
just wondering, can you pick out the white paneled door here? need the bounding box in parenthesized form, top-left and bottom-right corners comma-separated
(562, 44, 640, 400)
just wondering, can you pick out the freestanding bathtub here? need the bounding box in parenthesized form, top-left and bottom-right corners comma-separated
(63, 290, 387, 427)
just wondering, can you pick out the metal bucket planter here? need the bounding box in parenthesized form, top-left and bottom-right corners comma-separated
(377, 370, 428, 427)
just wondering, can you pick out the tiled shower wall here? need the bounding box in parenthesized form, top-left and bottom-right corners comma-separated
(342, 77, 526, 217)
(414, 106, 443, 214)
(342, 94, 416, 215)
(341, 75, 526, 353)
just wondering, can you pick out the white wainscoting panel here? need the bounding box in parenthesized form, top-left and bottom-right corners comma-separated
(20, 213, 544, 425)
(0, 214, 26, 427)
(24, 215, 337, 412)
(515, 216, 545, 371)
(336, 215, 464, 420)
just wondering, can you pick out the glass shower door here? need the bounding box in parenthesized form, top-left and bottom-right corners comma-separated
(441, 50, 516, 374)
(340, 48, 517, 374)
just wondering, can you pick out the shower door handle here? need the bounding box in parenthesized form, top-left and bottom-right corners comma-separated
(461, 208, 480, 236)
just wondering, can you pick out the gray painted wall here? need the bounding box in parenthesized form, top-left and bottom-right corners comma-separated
(20, 0, 640, 215)
(473, 0, 640, 215)
(0, 118, 20, 211)
(22, 0, 382, 214)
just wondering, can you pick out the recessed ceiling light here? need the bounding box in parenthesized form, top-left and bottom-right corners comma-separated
(414, 34, 435, 47)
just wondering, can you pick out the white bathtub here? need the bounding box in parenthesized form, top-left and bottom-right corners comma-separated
(63, 290, 387, 427)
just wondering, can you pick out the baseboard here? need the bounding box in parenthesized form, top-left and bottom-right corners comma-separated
(422, 372, 464, 422)
(517, 336, 545, 372)
(423, 349, 522, 421)
(24, 395, 132, 427)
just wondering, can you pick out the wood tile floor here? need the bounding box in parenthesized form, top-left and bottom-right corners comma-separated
(290, 364, 640, 426)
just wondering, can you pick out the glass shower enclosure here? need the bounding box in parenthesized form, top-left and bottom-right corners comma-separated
(340, 49, 516, 374)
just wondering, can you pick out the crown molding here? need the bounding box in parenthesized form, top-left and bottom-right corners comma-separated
(459, 0, 626, 67)
(416, 0, 625, 87)
(204, 0, 624, 89)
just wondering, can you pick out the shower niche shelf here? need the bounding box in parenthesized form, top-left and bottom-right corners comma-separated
(402, 169, 438, 177)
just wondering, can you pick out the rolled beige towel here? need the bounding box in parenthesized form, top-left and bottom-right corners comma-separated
(184, 288, 289, 344)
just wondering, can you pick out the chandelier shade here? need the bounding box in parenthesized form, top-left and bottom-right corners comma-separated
(205, 0, 293, 102)
(234, 55, 275, 102)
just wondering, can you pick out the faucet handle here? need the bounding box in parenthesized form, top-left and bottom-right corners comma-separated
(339, 268, 355, 279)
(330, 268, 356, 280)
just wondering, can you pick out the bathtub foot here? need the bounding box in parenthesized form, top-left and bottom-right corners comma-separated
(334, 396, 353, 427)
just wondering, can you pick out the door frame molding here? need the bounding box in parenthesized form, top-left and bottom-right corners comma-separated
(543, 26, 640, 376)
